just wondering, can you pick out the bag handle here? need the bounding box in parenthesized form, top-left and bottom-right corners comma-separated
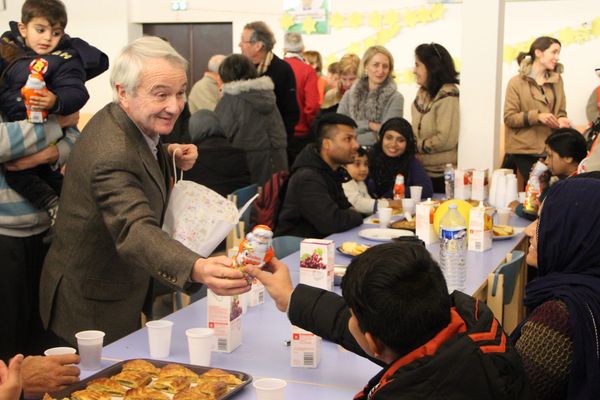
(171, 147, 184, 184)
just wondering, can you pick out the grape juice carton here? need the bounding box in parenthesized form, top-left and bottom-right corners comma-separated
(454, 169, 473, 200)
(207, 289, 242, 352)
(416, 199, 439, 245)
(468, 202, 493, 252)
(248, 278, 265, 307)
(299, 239, 334, 290)
(471, 169, 489, 202)
(291, 325, 321, 368)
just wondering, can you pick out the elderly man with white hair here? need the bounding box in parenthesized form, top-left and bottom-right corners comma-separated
(39, 36, 251, 347)
(283, 31, 320, 165)
(188, 54, 225, 113)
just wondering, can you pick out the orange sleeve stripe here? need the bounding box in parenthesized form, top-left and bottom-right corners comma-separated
(468, 318, 499, 342)
(479, 329, 507, 354)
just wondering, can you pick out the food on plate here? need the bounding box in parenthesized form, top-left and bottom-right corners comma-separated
(198, 368, 243, 387)
(70, 389, 111, 400)
(86, 378, 127, 396)
(389, 219, 416, 231)
(492, 225, 514, 237)
(112, 370, 152, 389)
(151, 376, 193, 393)
(158, 364, 199, 382)
(340, 242, 369, 256)
(122, 359, 161, 377)
(123, 387, 170, 400)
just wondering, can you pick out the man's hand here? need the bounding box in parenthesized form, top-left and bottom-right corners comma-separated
(21, 354, 80, 398)
(56, 112, 80, 128)
(0, 354, 23, 400)
(246, 258, 293, 312)
(4, 145, 59, 171)
(191, 256, 251, 296)
(538, 113, 559, 128)
(168, 144, 198, 171)
(30, 90, 57, 111)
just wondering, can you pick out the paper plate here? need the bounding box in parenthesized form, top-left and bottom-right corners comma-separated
(492, 226, 525, 240)
(358, 228, 414, 242)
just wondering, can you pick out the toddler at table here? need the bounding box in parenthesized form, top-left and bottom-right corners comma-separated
(342, 146, 400, 215)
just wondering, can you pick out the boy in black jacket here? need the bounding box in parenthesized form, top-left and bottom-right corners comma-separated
(248, 241, 531, 399)
(0, 0, 108, 225)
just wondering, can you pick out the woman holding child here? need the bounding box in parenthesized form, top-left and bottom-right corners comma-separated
(411, 42, 460, 194)
(338, 46, 404, 146)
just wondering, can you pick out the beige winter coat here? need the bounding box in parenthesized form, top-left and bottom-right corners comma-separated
(503, 58, 567, 155)
(411, 83, 460, 177)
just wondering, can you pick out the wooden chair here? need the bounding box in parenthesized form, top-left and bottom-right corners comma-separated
(487, 250, 526, 333)
(272, 235, 304, 259)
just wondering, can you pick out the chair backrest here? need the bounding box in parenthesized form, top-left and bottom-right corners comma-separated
(491, 250, 525, 304)
(228, 184, 258, 230)
(272, 235, 304, 259)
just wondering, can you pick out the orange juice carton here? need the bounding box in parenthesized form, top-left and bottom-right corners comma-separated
(207, 289, 242, 352)
(291, 325, 321, 368)
(454, 169, 473, 200)
(299, 239, 334, 290)
(416, 199, 439, 244)
(471, 169, 489, 201)
(468, 202, 493, 252)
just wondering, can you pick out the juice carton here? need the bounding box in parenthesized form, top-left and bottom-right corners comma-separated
(248, 278, 265, 307)
(454, 169, 473, 200)
(468, 202, 493, 252)
(299, 239, 334, 290)
(416, 199, 439, 244)
(471, 169, 489, 201)
(291, 325, 321, 368)
(206, 289, 242, 352)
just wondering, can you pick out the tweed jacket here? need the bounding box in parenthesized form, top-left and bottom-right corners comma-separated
(40, 103, 201, 346)
(503, 58, 567, 155)
(411, 84, 460, 177)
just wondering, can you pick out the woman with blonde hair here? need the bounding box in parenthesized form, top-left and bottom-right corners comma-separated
(337, 46, 404, 145)
(321, 53, 359, 113)
(503, 36, 569, 188)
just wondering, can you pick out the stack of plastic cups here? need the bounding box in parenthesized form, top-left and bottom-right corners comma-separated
(504, 174, 518, 207)
(495, 174, 507, 209)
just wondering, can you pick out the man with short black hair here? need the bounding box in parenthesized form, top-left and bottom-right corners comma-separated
(239, 21, 299, 137)
(275, 113, 363, 238)
(249, 241, 531, 399)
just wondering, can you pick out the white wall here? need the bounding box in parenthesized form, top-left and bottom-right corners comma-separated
(1, 0, 599, 127)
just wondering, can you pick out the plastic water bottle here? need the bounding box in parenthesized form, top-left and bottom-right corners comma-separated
(439, 203, 467, 293)
(444, 163, 454, 199)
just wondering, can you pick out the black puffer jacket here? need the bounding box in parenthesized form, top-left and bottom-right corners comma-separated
(0, 21, 109, 121)
(289, 285, 532, 400)
(275, 143, 363, 238)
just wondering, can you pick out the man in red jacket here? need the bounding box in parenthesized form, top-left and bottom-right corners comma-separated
(283, 32, 320, 166)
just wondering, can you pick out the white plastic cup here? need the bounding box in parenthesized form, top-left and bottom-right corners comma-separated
(401, 198, 416, 215)
(496, 208, 512, 226)
(410, 185, 423, 201)
(146, 320, 173, 359)
(44, 347, 77, 356)
(75, 330, 105, 370)
(518, 191, 526, 203)
(186, 328, 214, 366)
(253, 378, 287, 400)
(378, 207, 393, 229)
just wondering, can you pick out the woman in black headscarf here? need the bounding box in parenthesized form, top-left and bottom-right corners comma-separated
(512, 177, 600, 400)
(367, 117, 433, 200)
(185, 110, 251, 197)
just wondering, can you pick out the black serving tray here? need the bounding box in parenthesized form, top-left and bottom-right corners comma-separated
(50, 358, 252, 399)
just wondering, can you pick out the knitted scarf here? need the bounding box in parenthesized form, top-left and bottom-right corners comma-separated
(256, 51, 274, 76)
(348, 76, 398, 123)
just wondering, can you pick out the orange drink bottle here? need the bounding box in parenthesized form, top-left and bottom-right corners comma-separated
(21, 72, 49, 123)
(393, 174, 405, 200)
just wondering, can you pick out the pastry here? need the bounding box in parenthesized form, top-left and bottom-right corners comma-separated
(70, 389, 111, 400)
(492, 225, 514, 236)
(172, 387, 213, 400)
(193, 380, 228, 398)
(198, 368, 243, 387)
(86, 377, 127, 396)
(341, 242, 368, 256)
(122, 359, 160, 377)
(112, 370, 152, 388)
(123, 387, 169, 400)
(151, 375, 193, 393)
(158, 364, 198, 382)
